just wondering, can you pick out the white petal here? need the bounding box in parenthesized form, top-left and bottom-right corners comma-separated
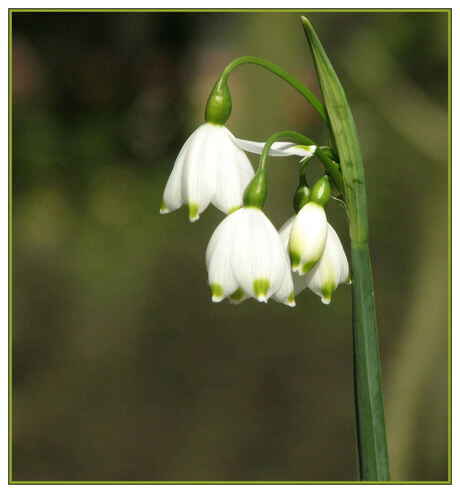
(289, 202, 328, 274)
(231, 135, 316, 159)
(161, 130, 196, 213)
(211, 128, 254, 214)
(182, 124, 218, 221)
(207, 242, 238, 302)
(274, 143, 316, 159)
(206, 209, 243, 301)
(303, 223, 350, 304)
(324, 223, 350, 285)
(230, 208, 286, 301)
(278, 216, 310, 296)
(206, 208, 241, 268)
(272, 253, 295, 307)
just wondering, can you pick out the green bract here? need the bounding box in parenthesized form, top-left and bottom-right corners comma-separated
(302, 16, 390, 481)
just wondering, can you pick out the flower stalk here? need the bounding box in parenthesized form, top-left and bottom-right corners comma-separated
(302, 17, 390, 481)
(217, 56, 328, 122)
(257, 130, 344, 193)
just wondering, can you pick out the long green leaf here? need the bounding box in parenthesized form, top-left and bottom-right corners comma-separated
(301, 16, 390, 481)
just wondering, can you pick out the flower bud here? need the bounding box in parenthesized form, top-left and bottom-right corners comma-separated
(293, 184, 310, 213)
(310, 175, 331, 206)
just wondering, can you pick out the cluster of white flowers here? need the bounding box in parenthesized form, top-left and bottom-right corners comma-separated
(161, 122, 350, 307)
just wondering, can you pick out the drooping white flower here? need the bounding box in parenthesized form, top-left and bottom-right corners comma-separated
(160, 123, 254, 222)
(206, 207, 295, 306)
(289, 202, 328, 274)
(160, 123, 317, 222)
(279, 216, 351, 304)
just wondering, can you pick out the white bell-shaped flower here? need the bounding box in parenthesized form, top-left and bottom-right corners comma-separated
(289, 202, 328, 274)
(160, 123, 255, 222)
(206, 207, 295, 306)
(279, 216, 350, 304)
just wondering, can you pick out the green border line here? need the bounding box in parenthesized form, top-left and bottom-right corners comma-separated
(8, 7, 13, 485)
(9, 8, 452, 12)
(9, 481, 453, 485)
(8, 7, 452, 485)
(447, 8, 452, 485)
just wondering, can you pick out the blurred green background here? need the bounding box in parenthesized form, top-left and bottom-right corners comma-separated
(12, 11, 449, 482)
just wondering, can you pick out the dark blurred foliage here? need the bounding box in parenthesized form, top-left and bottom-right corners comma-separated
(12, 11, 449, 481)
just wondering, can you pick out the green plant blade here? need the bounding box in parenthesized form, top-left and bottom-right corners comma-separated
(301, 16, 390, 481)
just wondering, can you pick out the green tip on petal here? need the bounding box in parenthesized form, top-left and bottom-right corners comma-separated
(293, 144, 316, 155)
(346, 274, 352, 285)
(229, 287, 245, 302)
(290, 251, 301, 270)
(253, 278, 269, 302)
(188, 203, 199, 222)
(301, 259, 318, 274)
(286, 291, 296, 307)
(228, 205, 241, 214)
(320, 281, 336, 305)
(160, 199, 169, 215)
(210, 283, 223, 302)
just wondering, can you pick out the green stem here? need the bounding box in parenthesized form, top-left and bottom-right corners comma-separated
(302, 17, 390, 481)
(257, 130, 344, 194)
(220, 56, 328, 122)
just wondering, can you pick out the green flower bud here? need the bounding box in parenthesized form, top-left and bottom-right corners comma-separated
(293, 159, 311, 212)
(310, 175, 331, 207)
(293, 185, 310, 213)
(243, 168, 267, 209)
(205, 78, 232, 125)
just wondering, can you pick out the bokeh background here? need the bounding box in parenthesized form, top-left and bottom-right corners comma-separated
(12, 11, 449, 482)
